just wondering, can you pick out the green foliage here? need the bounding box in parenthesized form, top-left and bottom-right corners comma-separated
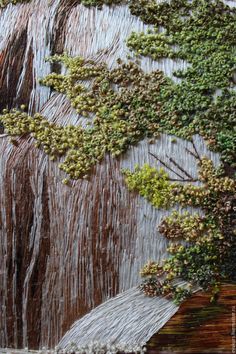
(1, 0, 236, 177)
(40, 0, 236, 170)
(139, 275, 192, 303)
(125, 158, 236, 303)
(1, 58, 169, 179)
(158, 212, 221, 242)
(0, 109, 105, 178)
(127, 0, 236, 166)
(123, 164, 176, 208)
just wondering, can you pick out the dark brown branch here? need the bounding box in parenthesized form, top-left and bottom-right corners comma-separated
(185, 140, 202, 163)
(167, 154, 194, 180)
(186, 147, 197, 159)
(148, 150, 186, 180)
(192, 140, 202, 161)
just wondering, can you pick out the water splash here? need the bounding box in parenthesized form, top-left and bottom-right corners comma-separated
(58, 286, 179, 353)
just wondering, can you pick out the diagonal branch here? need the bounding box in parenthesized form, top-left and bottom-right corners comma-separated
(186, 147, 198, 159)
(166, 154, 194, 180)
(192, 140, 202, 161)
(186, 140, 202, 163)
(148, 150, 186, 180)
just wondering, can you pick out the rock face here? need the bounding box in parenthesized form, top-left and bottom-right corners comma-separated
(147, 284, 236, 354)
(0, 1, 222, 351)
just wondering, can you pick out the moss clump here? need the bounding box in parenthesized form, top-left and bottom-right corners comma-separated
(124, 157, 236, 303)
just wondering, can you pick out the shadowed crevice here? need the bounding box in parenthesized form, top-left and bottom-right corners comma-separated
(4, 146, 35, 348)
(0, 28, 33, 112)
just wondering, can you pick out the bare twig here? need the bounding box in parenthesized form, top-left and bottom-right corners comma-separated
(148, 150, 185, 180)
(185, 140, 202, 167)
(185, 147, 198, 159)
(167, 154, 194, 180)
(192, 140, 202, 161)
(0, 134, 8, 138)
(185, 141, 202, 168)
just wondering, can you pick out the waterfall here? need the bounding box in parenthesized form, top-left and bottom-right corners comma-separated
(57, 287, 179, 353)
(0, 0, 222, 351)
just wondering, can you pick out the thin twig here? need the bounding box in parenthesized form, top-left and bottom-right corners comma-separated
(0, 134, 8, 138)
(192, 140, 202, 161)
(185, 140, 202, 167)
(167, 154, 194, 180)
(185, 147, 198, 159)
(148, 150, 185, 180)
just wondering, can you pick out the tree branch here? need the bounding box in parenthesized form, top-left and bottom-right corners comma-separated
(148, 150, 186, 180)
(186, 140, 202, 163)
(166, 154, 194, 180)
